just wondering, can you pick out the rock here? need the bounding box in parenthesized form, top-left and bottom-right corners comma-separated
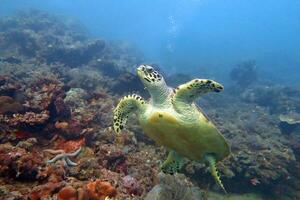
(145, 173, 202, 200)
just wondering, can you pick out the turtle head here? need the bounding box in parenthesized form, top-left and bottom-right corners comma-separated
(137, 64, 166, 90)
(137, 64, 170, 105)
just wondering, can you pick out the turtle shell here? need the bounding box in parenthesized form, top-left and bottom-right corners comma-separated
(139, 106, 230, 162)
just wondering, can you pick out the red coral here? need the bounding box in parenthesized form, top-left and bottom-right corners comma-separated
(15, 130, 32, 139)
(57, 186, 77, 200)
(29, 182, 65, 200)
(0, 143, 43, 180)
(86, 180, 117, 200)
(58, 118, 88, 139)
(37, 165, 66, 183)
(56, 137, 85, 153)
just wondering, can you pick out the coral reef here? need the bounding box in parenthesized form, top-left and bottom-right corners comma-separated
(230, 60, 258, 88)
(1, 111, 50, 126)
(240, 85, 300, 114)
(0, 9, 299, 200)
(0, 142, 43, 180)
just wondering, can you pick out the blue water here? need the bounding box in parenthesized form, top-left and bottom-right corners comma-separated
(1, 0, 300, 81)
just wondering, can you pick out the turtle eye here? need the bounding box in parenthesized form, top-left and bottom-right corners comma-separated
(145, 66, 154, 73)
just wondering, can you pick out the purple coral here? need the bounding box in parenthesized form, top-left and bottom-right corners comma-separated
(122, 175, 140, 195)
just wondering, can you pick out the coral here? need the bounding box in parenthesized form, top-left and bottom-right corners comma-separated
(56, 137, 86, 153)
(241, 85, 300, 114)
(57, 186, 78, 200)
(54, 96, 72, 120)
(3, 29, 39, 57)
(1, 110, 49, 126)
(45, 146, 82, 167)
(279, 112, 300, 125)
(0, 95, 23, 114)
(0, 9, 149, 200)
(16, 137, 37, 150)
(279, 112, 300, 134)
(86, 180, 117, 200)
(0, 75, 23, 98)
(0, 188, 23, 199)
(0, 143, 43, 180)
(196, 91, 297, 193)
(23, 76, 65, 111)
(97, 144, 127, 174)
(145, 172, 202, 200)
(14, 130, 32, 140)
(0, 56, 21, 64)
(64, 88, 88, 107)
(57, 181, 117, 200)
(55, 121, 70, 130)
(122, 175, 141, 195)
(1, 8, 300, 200)
(36, 164, 67, 184)
(110, 71, 144, 94)
(41, 39, 106, 67)
(69, 156, 101, 181)
(230, 60, 258, 88)
(66, 67, 108, 92)
(29, 181, 66, 200)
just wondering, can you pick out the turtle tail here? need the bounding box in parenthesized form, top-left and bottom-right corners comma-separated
(206, 155, 227, 194)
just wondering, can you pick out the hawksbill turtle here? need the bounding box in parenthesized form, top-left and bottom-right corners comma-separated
(113, 65, 230, 192)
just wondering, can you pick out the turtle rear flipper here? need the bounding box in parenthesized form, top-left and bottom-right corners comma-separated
(205, 154, 227, 193)
(161, 150, 186, 174)
(172, 79, 223, 113)
(113, 94, 147, 134)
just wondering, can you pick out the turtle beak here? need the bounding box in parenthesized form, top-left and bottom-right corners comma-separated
(137, 67, 142, 77)
(137, 65, 146, 77)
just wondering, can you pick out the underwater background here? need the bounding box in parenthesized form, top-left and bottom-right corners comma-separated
(0, 0, 299, 199)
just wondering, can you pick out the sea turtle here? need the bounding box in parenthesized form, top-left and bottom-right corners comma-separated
(113, 65, 230, 192)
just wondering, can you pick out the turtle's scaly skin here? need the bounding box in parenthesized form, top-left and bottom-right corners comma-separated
(113, 65, 230, 192)
(113, 94, 146, 134)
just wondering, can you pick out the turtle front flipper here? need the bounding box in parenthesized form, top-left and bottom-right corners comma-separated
(113, 94, 147, 134)
(172, 79, 223, 113)
(205, 154, 227, 193)
(161, 150, 186, 175)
